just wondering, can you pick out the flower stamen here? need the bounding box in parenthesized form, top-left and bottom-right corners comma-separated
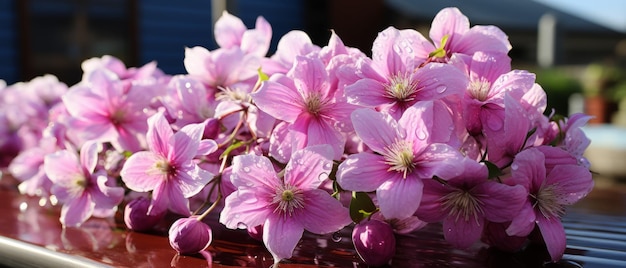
(384, 73, 419, 103)
(381, 140, 415, 178)
(272, 184, 305, 216)
(531, 184, 566, 219)
(469, 79, 491, 102)
(304, 93, 325, 116)
(441, 189, 484, 224)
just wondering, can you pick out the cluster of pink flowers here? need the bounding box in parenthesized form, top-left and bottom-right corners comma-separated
(1, 7, 593, 266)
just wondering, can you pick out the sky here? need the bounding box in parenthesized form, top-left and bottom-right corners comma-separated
(533, 0, 626, 33)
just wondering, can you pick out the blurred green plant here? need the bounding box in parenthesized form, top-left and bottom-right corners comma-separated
(581, 63, 626, 102)
(534, 67, 583, 116)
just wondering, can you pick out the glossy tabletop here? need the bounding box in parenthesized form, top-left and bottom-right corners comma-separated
(1, 175, 625, 268)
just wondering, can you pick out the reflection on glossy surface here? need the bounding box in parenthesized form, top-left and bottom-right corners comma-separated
(2, 181, 626, 267)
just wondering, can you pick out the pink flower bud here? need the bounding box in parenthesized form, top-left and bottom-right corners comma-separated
(168, 216, 213, 255)
(124, 196, 165, 232)
(352, 219, 396, 267)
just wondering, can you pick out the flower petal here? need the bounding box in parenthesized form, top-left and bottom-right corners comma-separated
(80, 141, 100, 174)
(264, 217, 304, 263)
(90, 173, 124, 217)
(44, 150, 83, 185)
(345, 78, 388, 108)
(336, 153, 390, 192)
(304, 117, 345, 160)
(214, 11, 246, 49)
(291, 56, 330, 98)
(220, 189, 272, 229)
(299, 189, 351, 234)
(146, 112, 173, 156)
(167, 182, 191, 216)
(377, 174, 423, 219)
(415, 144, 464, 179)
(506, 203, 536, 237)
(285, 145, 334, 189)
(547, 164, 593, 205)
(442, 215, 483, 249)
(120, 151, 164, 192)
(351, 108, 398, 153)
(230, 154, 279, 190)
(477, 182, 527, 223)
(416, 179, 450, 222)
(411, 63, 467, 101)
(252, 77, 304, 123)
(169, 121, 204, 164)
(537, 215, 566, 262)
(429, 7, 469, 46)
(60, 193, 95, 227)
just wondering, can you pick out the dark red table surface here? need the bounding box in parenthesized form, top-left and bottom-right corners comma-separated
(1, 174, 625, 268)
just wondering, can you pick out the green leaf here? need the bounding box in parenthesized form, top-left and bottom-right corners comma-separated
(349, 191, 377, 223)
(483, 160, 503, 179)
(428, 35, 449, 58)
(428, 48, 446, 58)
(257, 67, 269, 82)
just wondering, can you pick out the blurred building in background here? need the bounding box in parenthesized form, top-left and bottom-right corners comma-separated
(0, 0, 624, 90)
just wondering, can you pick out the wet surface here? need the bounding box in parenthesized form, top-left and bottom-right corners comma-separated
(1, 178, 625, 267)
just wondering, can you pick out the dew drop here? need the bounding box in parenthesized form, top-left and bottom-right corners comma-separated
(436, 85, 447, 93)
(237, 222, 248, 229)
(323, 161, 333, 169)
(19, 202, 28, 212)
(243, 166, 251, 173)
(331, 231, 342, 242)
(511, 163, 519, 170)
(416, 128, 427, 140)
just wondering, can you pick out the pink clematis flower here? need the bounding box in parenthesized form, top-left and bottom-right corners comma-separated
(62, 69, 153, 152)
(428, 7, 511, 61)
(344, 26, 468, 119)
(43, 141, 124, 227)
(337, 105, 465, 220)
(252, 55, 356, 160)
(555, 113, 593, 168)
(219, 145, 352, 264)
(183, 46, 260, 92)
(120, 112, 215, 216)
(214, 11, 272, 57)
(81, 55, 166, 83)
(417, 158, 527, 249)
(505, 146, 593, 262)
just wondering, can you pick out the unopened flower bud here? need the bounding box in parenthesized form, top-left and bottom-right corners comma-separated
(352, 219, 396, 267)
(124, 197, 165, 232)
(168, 216, 213, 255)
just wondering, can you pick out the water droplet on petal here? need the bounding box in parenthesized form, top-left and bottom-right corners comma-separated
(331, 231, 342, 242)
(436, 85, 447, 93)
(416, 128, 427, 140)
(243, 167, 251, 173)
(511, 163, 518, 170)
(323, 161, 332, 169)
(237, 222, 248, 229)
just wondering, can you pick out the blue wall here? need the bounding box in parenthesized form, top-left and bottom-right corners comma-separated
(138, 0, 305, 76)
(0, 0, 18, 84)
(138, 0, 214, 75)
(234, 0, 305, 54)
